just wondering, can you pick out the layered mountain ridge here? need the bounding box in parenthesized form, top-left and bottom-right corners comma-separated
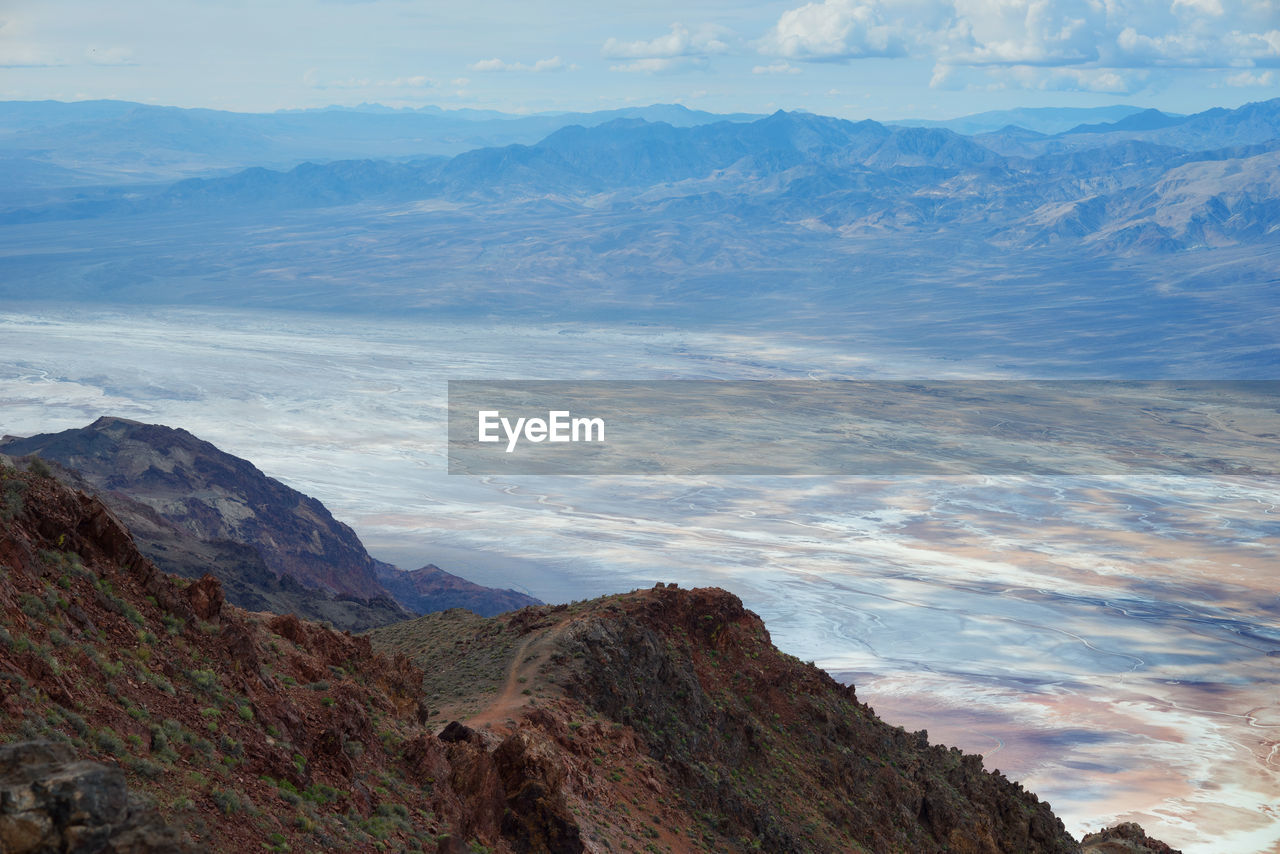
(8, 98, 1279, 255)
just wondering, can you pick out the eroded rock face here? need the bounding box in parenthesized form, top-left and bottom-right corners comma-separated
(0, 740, 201, 854)
(1081, 822, 1184, 854)
(185, 574, 223, 621)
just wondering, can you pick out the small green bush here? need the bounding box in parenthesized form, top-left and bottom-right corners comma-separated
(188, 670, 218, 693)
(128, 757, 164, 780)
(95, 728, 125, 756)
(1, 478, 25, 520)
(211, 787, 243, 816)
(18, 593, 45, 621)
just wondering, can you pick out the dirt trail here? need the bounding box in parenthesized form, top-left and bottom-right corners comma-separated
(466, 619, 570, 732)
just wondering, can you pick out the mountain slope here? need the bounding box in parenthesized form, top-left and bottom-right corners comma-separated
(374, 564, 540, 619)
(1, 417, 393, 598)
(0, 455, 1181, 853)
(0, 463, 439, 850)
(0, 418, 539, 627)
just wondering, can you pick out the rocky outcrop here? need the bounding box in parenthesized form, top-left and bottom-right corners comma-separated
(557, 584, 1079, 853)
(0, 740, 199, 853)
(1081, 822, 1183, 853)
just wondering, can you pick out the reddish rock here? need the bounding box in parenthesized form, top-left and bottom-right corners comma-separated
(185, 574, 223, 620)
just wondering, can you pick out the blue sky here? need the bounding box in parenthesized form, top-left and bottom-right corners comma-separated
(2, 0, 1277, 119)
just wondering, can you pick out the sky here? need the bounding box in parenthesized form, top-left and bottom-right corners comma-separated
(1, 0, 1278, 120)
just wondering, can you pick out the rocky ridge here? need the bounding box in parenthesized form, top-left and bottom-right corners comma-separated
(0, 455, 1181, 852)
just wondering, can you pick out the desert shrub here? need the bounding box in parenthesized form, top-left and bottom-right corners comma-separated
(302, 783, 341, 806)
(1, 478, 25, 520)
(219, 734, 243, 757)
(188, 669, 219, 693)
(128, 757, 164, 780)
(95, 728, 125, 756)
(18, 593, 45, 621)
(64, 710, 89, 737)
(211, 788, 243, 815)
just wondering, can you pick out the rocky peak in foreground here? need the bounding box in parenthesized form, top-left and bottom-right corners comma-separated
(0, 459, 1179, 852)
(373, 583, 1182, 853)
(0, 417, 539, 629)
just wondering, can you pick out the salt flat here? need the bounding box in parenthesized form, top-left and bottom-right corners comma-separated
(1, 306, 1277, 852)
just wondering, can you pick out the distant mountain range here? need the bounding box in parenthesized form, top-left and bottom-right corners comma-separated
(1, 97, 1276, 375)
(889, 104, 1154, 135)
(0, 417, 539, 628)
(0, 99, 763, 187)
(10, 98, 1278, 255)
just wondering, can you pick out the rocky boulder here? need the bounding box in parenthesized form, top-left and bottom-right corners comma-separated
(0, 740, 200, 854)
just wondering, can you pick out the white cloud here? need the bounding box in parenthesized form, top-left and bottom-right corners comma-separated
(1225, 29, 1280, 64)
(1225, 69, 1275, 85)
(468, 56, 566, 72)
(602, 23, 729, 60)
(753, 61, 802, 74)
(759, 0, 915, 60)
(943, 0, 1102, 66)
(1045, 68, 1143, 93)
(759, 0, 1280, 92)
(1173, 0, 1225, 16)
